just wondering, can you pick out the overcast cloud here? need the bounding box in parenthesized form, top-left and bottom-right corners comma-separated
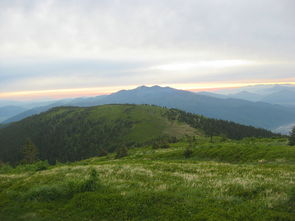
(0, 0, 294, 97)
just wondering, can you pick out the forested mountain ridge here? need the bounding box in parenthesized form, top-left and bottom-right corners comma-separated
(0, 104, 277, 164)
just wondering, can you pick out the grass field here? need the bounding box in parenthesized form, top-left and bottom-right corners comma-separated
(0, 137, 294, 220)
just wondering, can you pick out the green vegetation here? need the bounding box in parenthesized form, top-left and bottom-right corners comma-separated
(0, 104, 290, 220)
(289, 126, 295, 146)
(115, 146, 129, 159)
(21, 139, 39, 164)
(0, 104, 278, 165)
(0, 137, 294, 221)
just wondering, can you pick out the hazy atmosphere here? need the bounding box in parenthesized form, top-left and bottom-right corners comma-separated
(1, 1, 295, 220)
(1, 0, 295, 99)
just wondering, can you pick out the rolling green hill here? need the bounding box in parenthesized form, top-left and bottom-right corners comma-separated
(0, 104, 276, 164)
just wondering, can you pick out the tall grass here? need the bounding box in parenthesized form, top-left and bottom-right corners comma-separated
(0, 138, 294, 221)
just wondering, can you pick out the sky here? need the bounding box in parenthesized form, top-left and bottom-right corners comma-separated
(0, 0, 295, 100)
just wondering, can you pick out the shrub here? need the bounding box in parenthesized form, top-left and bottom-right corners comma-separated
(23, 168, 100, 202)
(24, 184, 68, 201)
(160, 143, 170, 149)
(183, 148, 193, 158)
(14, 160, 50, 173)
(98, 147, 108, 157)
(152, 141, 171, 149)
(35, 160, 50, 171)
(80, 168, 100, 192)
(152, 142, 160, 149)
(0, 162, 13, 173)
(115, 146, 128, 158)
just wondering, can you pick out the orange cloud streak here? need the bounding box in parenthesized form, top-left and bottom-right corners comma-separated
(1, 80, 295, 100)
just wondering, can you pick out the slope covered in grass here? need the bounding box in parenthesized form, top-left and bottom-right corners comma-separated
(0, 104, 277, 164)
(0, 138, 294, 221)
(0, 104, 197, 164)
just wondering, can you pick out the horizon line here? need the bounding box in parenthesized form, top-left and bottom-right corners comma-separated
(1, 81, 295, 101)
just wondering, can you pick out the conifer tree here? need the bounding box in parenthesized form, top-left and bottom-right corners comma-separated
(22, 138, 39, 164)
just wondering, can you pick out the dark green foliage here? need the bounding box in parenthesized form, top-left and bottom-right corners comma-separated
(0, 162, 13, 173)
(97, 147, 108, 157)
(160, 143, 170, 149)
(115, 146, 128, 158)
(21, 138, 39, 164)
(23, 184, 70, 201)
(152, 142, 160, 149)
(287, 186, 295, 206)
(226, 184, 265, 200)
(80, 168, 99, 192)
(183, 147, 193, 158)
(289, 127, 295, 146)
(164, 108, 278, 140)
(23, 168, 100, 202)
(34, 160, 49, 171)
(0, 160, 50, 173)
(152, 136, 178, 149)
(0, 104, 279, 164)
(0, 105, 186, 164)
(152, 141, 170, 149)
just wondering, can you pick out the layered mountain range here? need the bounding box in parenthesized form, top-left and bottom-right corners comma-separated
(1, 85, 295, 133)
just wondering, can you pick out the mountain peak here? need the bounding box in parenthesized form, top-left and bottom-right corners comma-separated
(136, 85, 163, 89)
(134, 85, 175, 91)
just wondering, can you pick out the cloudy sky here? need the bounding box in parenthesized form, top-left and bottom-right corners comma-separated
(0, 0, 295, 100)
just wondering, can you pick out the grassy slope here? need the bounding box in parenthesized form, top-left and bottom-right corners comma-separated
(88, 104, 197, 142)
(0, 138, 294, 221)
(0, 104, 198, 163)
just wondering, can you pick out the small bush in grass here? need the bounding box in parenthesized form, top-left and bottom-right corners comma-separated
(115, 146, 128, 158)
(35, 160, 49, 171)
(98, 147, 108, 157)
(24, 184, 69, 201)
(183, 148, 193, 158)
(152, 142, 160, 149)
(13, 160, 49, 173)
(0, 162, 13, 173)
(80, 168, 100, 192)
(160, 143, 170, 149)
(152, 141, 170, 149)
(24, 168, 100, 201)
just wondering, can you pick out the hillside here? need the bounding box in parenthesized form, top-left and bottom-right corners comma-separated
(0, 104, 276, 164)
(0, 137, 294, 220)
(3, 86, 295, 132)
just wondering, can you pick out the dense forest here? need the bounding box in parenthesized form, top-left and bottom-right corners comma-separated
(0, 104, 278, 164)
(164, 108, 277, 139)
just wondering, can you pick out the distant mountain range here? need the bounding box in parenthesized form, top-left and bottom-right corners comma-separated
(205, 84, 295, 107)
(1, 85, 295, 134)
(0, 105, 27, 122)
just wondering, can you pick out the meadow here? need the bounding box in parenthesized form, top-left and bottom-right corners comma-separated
(0, 137, 294, 220)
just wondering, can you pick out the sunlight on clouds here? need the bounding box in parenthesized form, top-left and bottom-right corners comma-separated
(1, 80, 295, 100)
